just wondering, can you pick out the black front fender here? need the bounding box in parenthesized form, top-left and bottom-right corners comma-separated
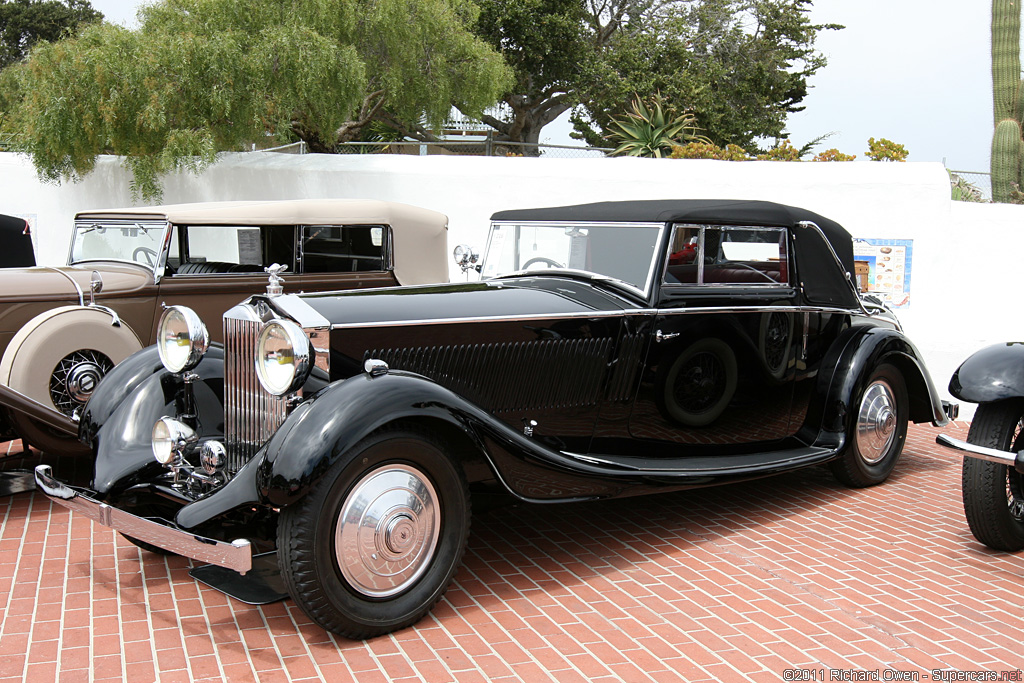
(254, 371, 494, 507)
(949, 342, 1024, 404)
(87, 347, 225, 495)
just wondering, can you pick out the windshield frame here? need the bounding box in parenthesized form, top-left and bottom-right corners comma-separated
(481, 220, 666, 300)
(68, 219, 171, 280)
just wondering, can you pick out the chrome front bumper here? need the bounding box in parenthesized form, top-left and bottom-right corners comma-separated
(34, 465, 252, 574)
(935, 434, 1024, 473)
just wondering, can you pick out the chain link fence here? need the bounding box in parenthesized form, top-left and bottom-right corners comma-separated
(258, 138, 611, 158)
(948, 170, 991, 202)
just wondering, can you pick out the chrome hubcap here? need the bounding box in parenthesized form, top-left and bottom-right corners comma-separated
(335, 464, 440, 598)
(855, 379, 897, 464)
(49, 350, 114, 417)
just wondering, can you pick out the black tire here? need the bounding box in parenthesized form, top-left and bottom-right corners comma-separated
(961, 400, 1024, 551)
(277, 427, 470, 639)
(661, 338, 738, 427)
(830, 363, 908, 487)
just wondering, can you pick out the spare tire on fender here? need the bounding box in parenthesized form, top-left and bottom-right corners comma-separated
(0, 306, 143, 418)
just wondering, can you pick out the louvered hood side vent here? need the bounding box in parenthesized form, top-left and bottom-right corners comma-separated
(365, 338, 613, 412)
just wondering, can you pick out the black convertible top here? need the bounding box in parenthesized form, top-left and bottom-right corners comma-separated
(492, 199, 857, 307)
(0, 214, 35, 268)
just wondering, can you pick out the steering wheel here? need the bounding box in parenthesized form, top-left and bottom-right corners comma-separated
(132, 246, 157, 266)
(522, 256, 564, 270)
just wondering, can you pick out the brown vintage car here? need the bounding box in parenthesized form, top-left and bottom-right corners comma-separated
(0, 199, 449, 454)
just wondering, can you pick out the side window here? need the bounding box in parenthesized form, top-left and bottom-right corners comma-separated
(664, 224, 789, 286)
(166, 225, 180, 270)
(299, 225, 386, 274)
(665, 226, 701, 283)
(174, 225, 295, 275)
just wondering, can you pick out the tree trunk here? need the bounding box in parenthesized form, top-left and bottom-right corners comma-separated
(479, 95, 572, 156)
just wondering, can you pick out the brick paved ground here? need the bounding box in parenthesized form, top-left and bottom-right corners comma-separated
(0, 422, 1021, 682)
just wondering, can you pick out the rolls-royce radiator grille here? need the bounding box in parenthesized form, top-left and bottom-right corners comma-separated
(224, 316, 287, 473)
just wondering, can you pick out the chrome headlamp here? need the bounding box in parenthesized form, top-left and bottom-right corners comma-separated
(255, 320, 313, 396)
(152, 417, 198, 465)
(156, 305, 209, 374)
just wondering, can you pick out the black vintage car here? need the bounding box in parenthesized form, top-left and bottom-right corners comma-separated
(937, 344, 1024, 551)
(0, 214, 35, 268)
(36, 199, 954, 639)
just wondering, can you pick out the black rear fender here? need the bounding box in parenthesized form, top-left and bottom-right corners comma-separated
(806, 326, 947, 447)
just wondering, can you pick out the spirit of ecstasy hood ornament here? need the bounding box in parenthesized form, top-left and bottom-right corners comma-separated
(265, 263, 288, 297)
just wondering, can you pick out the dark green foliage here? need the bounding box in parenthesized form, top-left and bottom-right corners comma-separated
(0, 0, 101, 69)
(472, 0, 839, 151)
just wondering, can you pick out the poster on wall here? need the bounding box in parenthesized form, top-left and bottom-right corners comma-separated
(852, 238, 913, 308)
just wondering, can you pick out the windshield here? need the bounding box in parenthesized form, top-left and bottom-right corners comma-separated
(480, 221, 664, 296)
(69, 221, 168, 268)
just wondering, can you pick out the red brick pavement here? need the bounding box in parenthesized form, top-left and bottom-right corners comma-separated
(0, 422, 1021, 682)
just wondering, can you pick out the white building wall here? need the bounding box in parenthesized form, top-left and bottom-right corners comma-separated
(0, 151, 1016, 418)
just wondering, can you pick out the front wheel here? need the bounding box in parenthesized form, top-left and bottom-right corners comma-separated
(961, 400, 1024, 551)
(277, 427, 470, 639)
(830, 363, 908, 487)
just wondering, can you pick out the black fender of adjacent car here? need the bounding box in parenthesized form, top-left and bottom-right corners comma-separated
(948, 342, 1024, 404)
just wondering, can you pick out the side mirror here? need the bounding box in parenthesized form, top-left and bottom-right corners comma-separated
(89, 271, 103, 305)
(452, 244, 479, 273)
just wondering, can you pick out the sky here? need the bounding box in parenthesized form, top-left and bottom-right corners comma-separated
(89, 0, 994, 172)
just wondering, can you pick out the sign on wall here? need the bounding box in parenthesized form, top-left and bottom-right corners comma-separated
(853, 238, 913, 308)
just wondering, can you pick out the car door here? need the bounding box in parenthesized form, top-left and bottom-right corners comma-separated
(627, 223, 800, 454)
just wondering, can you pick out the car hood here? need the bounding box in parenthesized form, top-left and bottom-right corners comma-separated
(0, 264, 154, 304)
(293, 276, 641, 327)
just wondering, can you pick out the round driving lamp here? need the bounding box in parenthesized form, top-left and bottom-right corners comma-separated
(156, 305, 209, 374)
(255, 320, 313, 396)
(152, 417, 198, 465)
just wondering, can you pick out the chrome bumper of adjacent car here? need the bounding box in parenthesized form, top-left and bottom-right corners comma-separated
(935, 434, 1024, 472)
(33, 465, 252, 574)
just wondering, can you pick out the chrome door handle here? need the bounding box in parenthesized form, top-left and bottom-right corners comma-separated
(655, 330, 679, 343)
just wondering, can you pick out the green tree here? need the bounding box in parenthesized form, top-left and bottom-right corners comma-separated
(473, 0, 838, 152)
(0, 0, 101, 69)
(1, 0, 511, 199)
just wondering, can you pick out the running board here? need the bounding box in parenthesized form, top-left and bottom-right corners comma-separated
(562, 445, 838, 477)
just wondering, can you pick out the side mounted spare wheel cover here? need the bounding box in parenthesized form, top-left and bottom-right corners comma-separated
(0, 306, 143, 416)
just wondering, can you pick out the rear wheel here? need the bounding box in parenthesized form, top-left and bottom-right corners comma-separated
(277, 427, 470, 639)
(830, 363, 908, 487)
(961, 401, 1024, 551)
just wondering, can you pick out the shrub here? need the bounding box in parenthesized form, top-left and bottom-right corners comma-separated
(865, 137, 909, 162)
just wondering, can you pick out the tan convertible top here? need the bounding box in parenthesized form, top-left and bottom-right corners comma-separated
(76, 199, 450, 285)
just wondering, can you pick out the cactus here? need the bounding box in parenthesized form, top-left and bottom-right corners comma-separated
(991, 0, 1024, 202)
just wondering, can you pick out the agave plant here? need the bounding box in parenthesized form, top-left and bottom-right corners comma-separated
(607, 93, 709, 158)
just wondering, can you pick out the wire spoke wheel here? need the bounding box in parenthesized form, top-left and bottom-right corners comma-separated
(48, 349, 113, 417)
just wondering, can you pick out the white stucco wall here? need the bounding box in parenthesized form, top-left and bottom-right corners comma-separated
(0, 151, 1015, 418)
